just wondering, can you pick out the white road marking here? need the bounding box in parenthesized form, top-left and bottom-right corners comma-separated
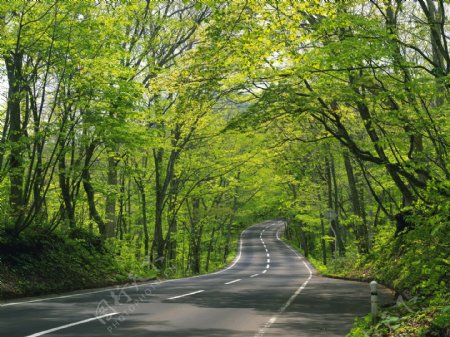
(262, 270, 267, 274)
(250, 274, 259, 278)
(266, 264, 270, 269)
(167, 290, 205, 300)
(24, 312, 118, 337)
(255, 223, 313, 337)
(267, 259, 270, 263)
(266, 253, 270, 257)
(1, 228, 251, 308)
(225, 279, 241, 285)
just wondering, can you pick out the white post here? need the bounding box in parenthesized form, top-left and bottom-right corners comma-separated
(370, 280, 378, 324)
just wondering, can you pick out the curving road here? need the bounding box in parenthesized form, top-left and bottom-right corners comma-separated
(0, 220, 391, 337)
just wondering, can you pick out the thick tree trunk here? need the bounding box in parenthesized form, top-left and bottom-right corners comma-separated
(188, 197, 202, 274)
(117, 172, 126, 240)
(205, 226, 215, 272)
(5, 53, 25, 234)
(105, 155, 118, 238)
(58, 154, 75, 228)
(134, 176, 150, 263)
(223, 173, 240, 262)
(317, 192, 327, 265)
(152, 148, 165, 269)
(164, 177, 180, 267)
(152, 146, 179, 270)
(343, 150, 369, 253)
(82, 143, 106, 237)
(141, 186, 150, 259)
(325, 156, 345, 257)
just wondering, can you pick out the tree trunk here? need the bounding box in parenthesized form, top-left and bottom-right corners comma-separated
(188, 197, 202, 274)
(58, 153, 75, 228)
(141, 185, 150, 260)
(152, 148, 165, 269)
(205, 226, 215, 272)
(325, 156, 345, 257)
(105, 155, 118, 238)
(343, 150, 369, 253)
(317, 192, 327, 265)
(82, 143, 106, 237)
(5, 52, 25, 235)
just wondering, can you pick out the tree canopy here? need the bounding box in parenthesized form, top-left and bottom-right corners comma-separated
(0, 4, 448, 327)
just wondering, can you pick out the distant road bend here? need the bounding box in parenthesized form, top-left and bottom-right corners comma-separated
(0, 220, 391, 337)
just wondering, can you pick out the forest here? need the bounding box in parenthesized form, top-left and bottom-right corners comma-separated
(0, 1, 449, 336)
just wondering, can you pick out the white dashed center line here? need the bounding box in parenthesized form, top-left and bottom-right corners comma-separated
(168, 290, 205, 300)
(257, 230, 270, 275)
(225, 279, 241, 285)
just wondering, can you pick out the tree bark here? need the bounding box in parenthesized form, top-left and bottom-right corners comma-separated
(105, 155, 118, 238)
(325, 155, 345, 257)
(82, 143, 106, 237)
(343, 150, 369, 253)
(5, 52, 25, 235)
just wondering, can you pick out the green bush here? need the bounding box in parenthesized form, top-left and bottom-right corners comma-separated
(0, 229, 130, 299)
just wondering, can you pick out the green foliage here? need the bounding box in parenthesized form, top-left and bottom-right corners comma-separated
(0, 9, 449, 337)
(0, 229, 129, 298)
(367, 210, 450, 295)
(347, 295, 450, 337)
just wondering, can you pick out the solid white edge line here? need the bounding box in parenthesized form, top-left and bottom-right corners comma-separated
(167, 290, 204, 300)
(255, 222, 313, 337)
(250, 274, 259, 278)
(225, 279, 241, 285)
(24, 312, 118, 337)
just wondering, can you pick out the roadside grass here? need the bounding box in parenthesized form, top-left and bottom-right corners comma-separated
(348, 295, 450, 337)
(0, 230, 132, 299)
(0, 228, 241, 300)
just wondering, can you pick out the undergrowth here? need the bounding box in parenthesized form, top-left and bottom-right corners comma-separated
(283, 213, 450, 337)
(0, 229, 150, 299)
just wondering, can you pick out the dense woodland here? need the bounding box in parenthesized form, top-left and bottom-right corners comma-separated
(0, 1, 449, 335)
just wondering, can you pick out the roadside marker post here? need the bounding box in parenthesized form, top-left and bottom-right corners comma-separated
(370, 280, 378, 324)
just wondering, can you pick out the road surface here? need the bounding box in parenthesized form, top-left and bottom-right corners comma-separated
(0, 220, 391, 337)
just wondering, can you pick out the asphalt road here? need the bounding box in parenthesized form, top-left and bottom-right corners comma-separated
(0, 220, 392, 337)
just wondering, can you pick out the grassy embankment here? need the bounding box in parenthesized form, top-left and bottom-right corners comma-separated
(0, 229, 238, 300)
